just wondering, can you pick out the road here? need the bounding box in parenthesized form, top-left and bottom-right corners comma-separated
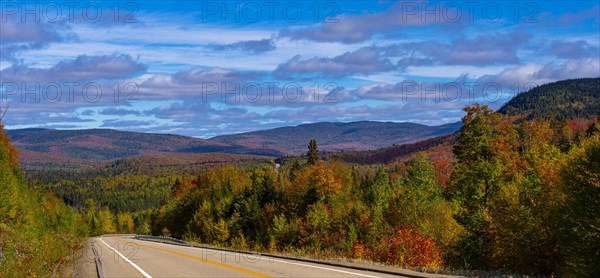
(87, 236, 438, 278)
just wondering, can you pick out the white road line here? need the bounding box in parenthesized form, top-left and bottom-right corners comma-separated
(99, 238, 153, 278)
(267, 258, 381, 278)
(134, 239, 381, 278)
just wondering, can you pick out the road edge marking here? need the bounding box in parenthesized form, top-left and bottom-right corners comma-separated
(115, 238, 273, 278)
(99, 238, 153, 278)
(171, 243, 381, 278)
(268, 257, 381, 278)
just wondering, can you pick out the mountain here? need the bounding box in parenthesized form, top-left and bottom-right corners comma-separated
(499, 77, 600, 120)
(7, 121, 462, 168)
(325, 134, 456, 165)
(209, 121, 462, 155)
(7, 128, 231, 159)
(6, 128, 279, 168)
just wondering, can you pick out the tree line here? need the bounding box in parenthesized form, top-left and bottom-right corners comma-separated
(3, 104, 599, 276)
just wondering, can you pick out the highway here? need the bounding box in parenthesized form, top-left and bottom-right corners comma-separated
(85, 236, 441, 278)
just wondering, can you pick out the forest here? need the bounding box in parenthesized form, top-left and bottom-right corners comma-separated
(0, 123, 83, 276)
(2, 102, 596, 277)
(499, 78, 600, 120)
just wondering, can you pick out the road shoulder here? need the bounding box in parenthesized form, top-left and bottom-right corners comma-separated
(72, 238, 100, 278)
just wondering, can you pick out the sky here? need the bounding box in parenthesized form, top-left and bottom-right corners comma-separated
(0, 0, 599, 138)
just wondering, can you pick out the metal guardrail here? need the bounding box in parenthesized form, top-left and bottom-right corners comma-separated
(101, 234, 136, 238)
(134, 235, 189, 245)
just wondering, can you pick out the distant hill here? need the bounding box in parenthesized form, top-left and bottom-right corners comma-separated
(7, 121, 462, 168)
(499, 78, 600, 120)
(325, 134, 456, 165)
(6, 128, 278, 168)
(210, 121, 462, 155)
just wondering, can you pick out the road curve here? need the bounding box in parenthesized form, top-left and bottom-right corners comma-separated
(88, 236, 439, 278)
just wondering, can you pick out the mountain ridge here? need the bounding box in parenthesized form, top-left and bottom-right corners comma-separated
(7, 121, 462, 167)
(209, 121, 462, 154)
(498, 77, 600, 120)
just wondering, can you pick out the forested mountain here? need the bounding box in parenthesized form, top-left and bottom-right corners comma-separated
(325, 134, 455, 164)
(7, 121, 462, 167)
(7, 128, 247, 159)
(499, 77, 600, 120)
(7, 128, 280, 168)
(210, 121, 462, 155)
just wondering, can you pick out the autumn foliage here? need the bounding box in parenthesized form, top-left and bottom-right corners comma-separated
(0, 123, 19, 167)
(8, 103, 600, 276)
(372, 228, 444, 269)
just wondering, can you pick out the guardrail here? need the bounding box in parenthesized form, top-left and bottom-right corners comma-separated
(134, 235, 189, 245)
(101, 234, 136, 238)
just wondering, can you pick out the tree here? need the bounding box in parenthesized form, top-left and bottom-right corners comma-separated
(307, 139, 319, 165)
(447, 104, 503, 269)
(403, 154, 440, 219)
(559, 136, 600, 276)
(586, 122, 599, 137)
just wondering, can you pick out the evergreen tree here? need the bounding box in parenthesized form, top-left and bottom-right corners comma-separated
(586, 122, 599, 137)
(447, 104, 503, 269)
(307, 139, 320, 165)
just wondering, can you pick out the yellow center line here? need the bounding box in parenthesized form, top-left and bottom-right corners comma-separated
(113, 238, 273, 278)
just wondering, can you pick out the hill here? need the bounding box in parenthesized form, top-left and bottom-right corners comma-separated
(498, 77, 600, 120)
(210, 121, 462, 155)
(8, 122, 462, 167)
(324, 134, 456, 164)
(7, 128, 280, 169)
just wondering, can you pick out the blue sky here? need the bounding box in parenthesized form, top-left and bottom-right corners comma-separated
(0, 0, 599, 137)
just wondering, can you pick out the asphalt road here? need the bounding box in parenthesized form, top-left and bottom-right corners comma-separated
(89, 236, 434, 278)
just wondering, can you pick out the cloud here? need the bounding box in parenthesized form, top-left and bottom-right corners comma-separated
(279, 1, 463, 43)
(1, 54, 147, 83)
(3, 111, 94, 126)
(134, 67, 353, 107)
(134, 67, 262, 100)
(548, 40, 600, 59)
(274, 46, 396, 78)
(263, 102, 464, 126)
(80, 109, 95, 116)
(100, 108, 141, 116)
(479, 58, 600, 87)
(146, 102, 210, 121)
(100, 119, 155, 128)
(273, 32, 529, 79)
(384, 32, 531, 67)
(0, 20, 63, 43)
(353, 56, 600, 106)
(352, 76, 479, 104)
(555, 5, 600, 25)
(206, 38, 276, 53)
(0, 19, 72, 61)
(534, 58, 600, 80)
(147, 102, 257, 123)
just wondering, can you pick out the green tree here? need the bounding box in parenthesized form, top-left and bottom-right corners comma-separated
(586, 122, 599, 137)
(402, 154, 440, 221)
(559, 136, 600, 277)
(447, 104, 503, 269)
(307, 139, 320, 165)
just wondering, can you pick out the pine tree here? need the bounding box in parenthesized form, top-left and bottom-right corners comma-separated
(586, 122, 599, 137)
(307, 139, 319, 165)
(447, 104, 503, 269)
